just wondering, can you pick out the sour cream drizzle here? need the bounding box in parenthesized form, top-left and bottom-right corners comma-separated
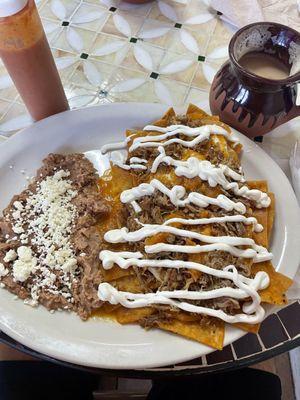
(98, 121, 272, 324)
(151, 147, 270, 208)
(101, 136, 132, 154)
(98, 252, 269, 324)
(120, 178, 247, 214)
(98, 281, 266, 324)
(104, 222, 272, 263)
(130, 157, 147, 164)
(129, 124, 239, 152)
(114, 162, 147, 171)
(151, 215, 262, 232)
(109, 151, 147, 171)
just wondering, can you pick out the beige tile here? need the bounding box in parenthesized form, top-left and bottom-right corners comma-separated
(71, 4, 109, 32)
(192, 61, 219, 90)
(154, 77, 189, 106)
(90, 33, 129, 65)
(213, 18, 237, 41)
(205, 33, 231, 58)
(108, 67, 155, 103)
(186, 18, 217, 37)
(69, 59, 115, 90)
(164, 27, 209, 57)
(148, 0, 186, 24)
(182, 0, 217, 34)
(52, 27, 97, 54)
(51, 49, 80, 82)
(42, 19, 62, 44)
(0, 65, 19, 101)
(204, 24, 233, 66)
(185, 86, 209, 105)
(36, 0, 48, 10)
(137, 15, 214, 52)
(137, 18, 174, 48)
(0, 102, 29, 136)
(158, 52, 197, 84)
(0, 86, 18, 102)
(118, 1, 153, 16)
(120, 42, 165, 73)
(86, 0, 114, 5)
(0, 99, 14, 115)
(67, 85, 100, 108)
(101, 11, 145, 38)
(39, 0, 81, 21)
(0, 102, 27, 121)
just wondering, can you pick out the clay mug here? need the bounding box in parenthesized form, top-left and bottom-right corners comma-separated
(209, 22, 300, 138)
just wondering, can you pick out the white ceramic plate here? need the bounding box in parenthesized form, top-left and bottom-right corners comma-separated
(0, 103, 299, 370)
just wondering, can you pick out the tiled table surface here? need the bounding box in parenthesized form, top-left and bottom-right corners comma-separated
(0, 0, 298, 160)
(1, 0, 300, 375)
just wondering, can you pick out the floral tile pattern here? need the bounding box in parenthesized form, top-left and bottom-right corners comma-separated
(0, 0, 229, 135)
(0, 0, 298, 162)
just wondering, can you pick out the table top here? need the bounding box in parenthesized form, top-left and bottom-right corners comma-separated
(0, 0, 300, 376)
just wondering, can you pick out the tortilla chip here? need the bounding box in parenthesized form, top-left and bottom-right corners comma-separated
(99, 165, 135, 201)
(186, 106, 209, 121)
(234, 322, 260, 334)
(267, 193, 275, 242)
(247, 180, 268, 194)
(112, 275, 143, 293)
(186, 104, 208, 116)
(102, 266, 132, 282)
(153, 107, 175, 127)
(247, 181, 269, 247)
(115, 306, 154, 324)
(158, 318, 225, 350)
(171, 311, 200, 322)
(145, 232, 169, 246)
(252, 208, 269, 248)
(253, 261, 293, 305)
(93, 303, 120, 319)
(148, 168, 184, 189)
(182, 149, 206, 161)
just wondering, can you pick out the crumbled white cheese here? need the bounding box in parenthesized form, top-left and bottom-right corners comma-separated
(3, 249, 17, 263)
(8, 169, 78, 303)
(18, 246, 34, 262)
(13, 246, 37, 282)
(12, 210, 21, 220)
(12, 226, 24, 234)
(24, 298, 38, 307)
(0, 263, 8, 278)
(13, 201, 23, 211)
(61, 258, 77, 273)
